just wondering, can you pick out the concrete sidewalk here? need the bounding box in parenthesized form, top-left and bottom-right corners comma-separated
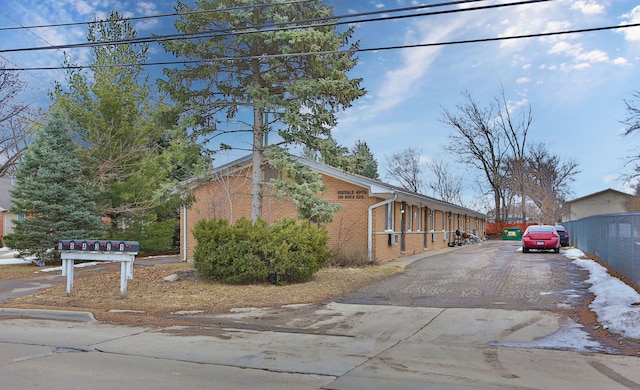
(1, 303, 639, 389)
(2, 242, 640, 389)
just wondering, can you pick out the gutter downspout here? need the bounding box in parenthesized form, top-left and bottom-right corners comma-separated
(368, 194, 397, 262)
(182, 205, 188, 262)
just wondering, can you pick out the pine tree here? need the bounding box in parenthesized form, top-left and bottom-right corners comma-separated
(4, 112, 104, 261)
(160, 0, 365, 222)
(351, 140, 379, 179)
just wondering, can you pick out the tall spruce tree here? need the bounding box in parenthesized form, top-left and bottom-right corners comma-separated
(52, 11, 197, 219)
(5, 112, 104, 261)
(351, 140, 379, 179)
(52, 11, 209, 252)
(160, 0, 365, 222)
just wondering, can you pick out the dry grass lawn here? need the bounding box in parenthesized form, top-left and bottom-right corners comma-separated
(0, 259, 403, 326)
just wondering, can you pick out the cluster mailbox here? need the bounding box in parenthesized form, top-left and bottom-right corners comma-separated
(58, 240, 140, 253)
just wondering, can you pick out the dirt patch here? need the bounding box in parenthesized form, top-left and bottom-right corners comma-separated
(0, 259, 403, 327)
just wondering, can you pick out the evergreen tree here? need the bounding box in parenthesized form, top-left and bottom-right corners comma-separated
(52, 11, 207, 219)
(160, 0, 365, 222)
(52, 11, 209, 253)
(351, 140, 379, 179)
(268, 147, 340, 225)
(5, 112, 104, 261)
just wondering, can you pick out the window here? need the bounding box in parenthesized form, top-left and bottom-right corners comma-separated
(415, 207, 421, 231)
(429, 209, 435, 231)
(406, 204, 412, 231)
(385, 202, 394, 231)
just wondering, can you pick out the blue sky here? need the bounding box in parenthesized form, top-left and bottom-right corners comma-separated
(1, 0, 639, 208)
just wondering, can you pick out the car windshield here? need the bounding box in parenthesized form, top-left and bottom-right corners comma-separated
(527, 226, 554, 233)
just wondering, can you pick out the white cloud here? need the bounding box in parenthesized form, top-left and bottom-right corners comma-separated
(572, 62, 591, 70)
(367, 16, 469, 113)
(516, 77, 530, 84)
(548, 41, 583, 57)
(569, 0, 605, 15)
(612, 57, 631, 66)
(544, 20, 573, 33)
(576, 49, 609, 63)
(620, 6, 640, 41)
(496, 2, 556, 49)
(70, 0, 95, 15)
(134, 1, 160, 30)
(137, 1, 158, 15)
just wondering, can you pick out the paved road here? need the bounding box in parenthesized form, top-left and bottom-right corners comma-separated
(2, 242, 640, 389)
(338, 240, 591, 311)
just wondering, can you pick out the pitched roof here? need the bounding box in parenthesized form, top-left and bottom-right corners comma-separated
(196, 154, 487, 219)
(567, 188, 634, 204)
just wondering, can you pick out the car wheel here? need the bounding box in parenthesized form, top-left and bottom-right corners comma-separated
(554, 247, 560, 253)
(523, 247, 529, 253)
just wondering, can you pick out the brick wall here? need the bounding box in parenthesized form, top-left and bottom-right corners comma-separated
(180, 163, 486, 263)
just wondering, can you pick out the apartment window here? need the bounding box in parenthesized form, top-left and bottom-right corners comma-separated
(415, 207, 421, 231)
(429, 209, 435, 231)
(406, 204, 412, 231)
(385, 202, 394, 231)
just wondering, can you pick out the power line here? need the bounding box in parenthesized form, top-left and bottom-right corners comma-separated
(5, 22, 639, 72)
(0, 0, 316, 31)
(0, 0, 548, 55)
(0, 0, 484, 32)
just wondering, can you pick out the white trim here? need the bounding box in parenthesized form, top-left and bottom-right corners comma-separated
(368, 194, 397, 261)
(182, 205, 188, 262)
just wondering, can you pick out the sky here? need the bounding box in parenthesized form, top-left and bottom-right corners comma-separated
(1, 0, 640, 210)
(1, 245, 638, 353)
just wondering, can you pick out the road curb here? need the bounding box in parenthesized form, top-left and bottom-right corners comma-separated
(0, 307, 96, 322)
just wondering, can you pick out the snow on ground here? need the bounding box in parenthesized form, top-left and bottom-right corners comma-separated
(565, 248, 640, 340)
(492, 319, 613, 353)
(0, 247, 27, 265)
(0, 246, 99, 270)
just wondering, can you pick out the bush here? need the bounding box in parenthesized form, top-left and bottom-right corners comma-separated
(192, 217, 330, 284)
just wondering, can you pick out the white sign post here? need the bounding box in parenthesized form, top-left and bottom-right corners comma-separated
(60, 250, 138, 298)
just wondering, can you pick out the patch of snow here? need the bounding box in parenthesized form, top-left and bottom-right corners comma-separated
(565, 249, 640, 340)
(491, 320, 613, 353)
(38, 262, 100, 273)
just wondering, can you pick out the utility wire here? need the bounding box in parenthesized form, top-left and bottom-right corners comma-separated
(0, 0, 486, 31)
(0, 0, 549, 55)
(6, 22, 639, 71)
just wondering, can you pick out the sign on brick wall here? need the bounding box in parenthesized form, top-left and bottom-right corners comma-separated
(336, 189, 367, 200)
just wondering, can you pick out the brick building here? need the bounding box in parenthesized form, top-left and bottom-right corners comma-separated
(180, 154, 486, 263)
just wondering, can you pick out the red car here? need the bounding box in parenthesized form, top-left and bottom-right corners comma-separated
(522, 225, 560, 253)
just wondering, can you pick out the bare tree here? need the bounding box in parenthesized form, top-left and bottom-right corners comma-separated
(621, 90, 640, 182)
(441, 90, 534, 222)
(441, 90, 508, 221)
(385, 148, 425, 193)
(622, 90, 640, 136)
(425, 157, 464, 205)
(624, 183, 640, 211)
(524, 143, 580, 222)
(0, 65, 32, 176)
(496, 90, 531, 222)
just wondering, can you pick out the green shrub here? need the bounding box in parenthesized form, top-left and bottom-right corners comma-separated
(192, 217, 330, 284)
